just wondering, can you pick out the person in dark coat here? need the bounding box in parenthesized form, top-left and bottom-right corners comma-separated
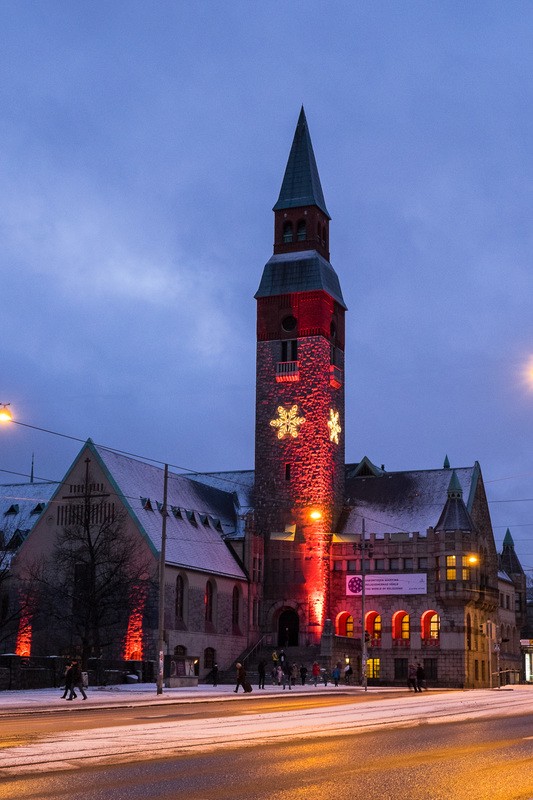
(234, 662, 247, 693)
(416, 662, 426, 691)
(257, 659, 266, 689)
(67, 660, 87, 700)
(210, 663, 219, 687)
(61, 661, 75, 699)
(300, 664, 308, 685)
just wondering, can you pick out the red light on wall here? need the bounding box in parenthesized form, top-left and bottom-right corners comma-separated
(122, 586, 147, 661)
(15, 612, 32, 657)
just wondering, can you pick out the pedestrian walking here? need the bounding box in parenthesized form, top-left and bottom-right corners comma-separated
(276, 664, 283, 685)
(332, 665, 341, 687)
(67, 660, 87, 700)
(344, 663, 353, 685)
(290, 663, 298, 689)
(210, 663, 219, 687)
(257, 659, 266, 689)
(416, 662, 427, 691)
(234, 662, 247, 693)
(408, 662, 419, 692)
(300, 664, 308, 685)
(312, 661, 321, 687)
(61, 661, 75, 700)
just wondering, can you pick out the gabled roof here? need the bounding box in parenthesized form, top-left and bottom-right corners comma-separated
(273, 107, 330, 218)
(80, 443, 246, 581)
(255, 249, 346, 308)
(341, 464, 479, 536)
(0, 481, 59, 547)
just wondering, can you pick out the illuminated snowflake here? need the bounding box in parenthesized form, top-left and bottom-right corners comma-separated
(270, 404, 306, 439)
(328, 408, 341, 444)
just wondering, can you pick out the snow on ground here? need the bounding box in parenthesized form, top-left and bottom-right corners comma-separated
(0, 684, 532, 776)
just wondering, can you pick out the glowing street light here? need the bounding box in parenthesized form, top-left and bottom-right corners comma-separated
(0, 404, 12, 422)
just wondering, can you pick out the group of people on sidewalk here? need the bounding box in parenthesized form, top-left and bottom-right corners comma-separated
(61, 660, 87, 701)
(232, 651, 359, 693)
(407, 662, 427, 692)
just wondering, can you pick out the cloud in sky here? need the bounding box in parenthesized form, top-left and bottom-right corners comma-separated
(2, 1, 533, 569)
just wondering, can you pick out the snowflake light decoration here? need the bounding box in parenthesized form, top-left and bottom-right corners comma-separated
(270, 405, 306, 439)
(328, 408, 341, 444)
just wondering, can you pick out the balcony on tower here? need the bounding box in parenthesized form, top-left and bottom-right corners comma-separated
(276, 360, 300, 382)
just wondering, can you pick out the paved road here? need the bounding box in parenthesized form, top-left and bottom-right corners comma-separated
(1, 713, 532, 800)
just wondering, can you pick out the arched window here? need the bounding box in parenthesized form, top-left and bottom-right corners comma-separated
(366, 611, 381, 640)
(421, 610, 440, 641)
(392, 611, 410, 641)
(204, 647, 215, 670)
(175, 574, 184, 621)
(337, 611, 354, 637)
(205, 580, 213, 623)
(174, 644, 187, 656)
(283, 221, 293, 243)
(296, 220, 306, 241)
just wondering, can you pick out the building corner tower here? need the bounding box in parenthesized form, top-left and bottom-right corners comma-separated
(254, 108, 346, 646)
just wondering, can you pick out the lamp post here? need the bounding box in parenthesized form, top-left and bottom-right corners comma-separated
(353, 519, 372, 692)
(156, 464, 169, 695)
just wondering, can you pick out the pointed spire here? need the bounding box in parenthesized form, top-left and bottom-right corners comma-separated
(447, 470, 463, 498)
(273, 107, 330, 218)
(435, 470, 473, 532)
(443, 455, 450, 469)
(503, 528, 514, 547)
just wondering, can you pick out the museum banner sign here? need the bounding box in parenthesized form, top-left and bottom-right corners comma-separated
(346, 574, 427, 596)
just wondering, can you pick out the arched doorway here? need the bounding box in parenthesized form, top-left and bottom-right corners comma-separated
(277, 608, 299, 647)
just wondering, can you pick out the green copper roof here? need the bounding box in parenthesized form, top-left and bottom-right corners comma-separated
(273, 107, 330, 218)
(447, 469, 463, 498)
(443, 455, 450, 469)
(503, 528, 514, 547)
(255, 250, 346, 308)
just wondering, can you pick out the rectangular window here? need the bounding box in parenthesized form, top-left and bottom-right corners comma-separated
(418, 557, 428, 569)
(390, 558, 400, 571)
(394, 658, 408, 681)
(403, 558, 413, 570)
(446, 555, 456, 581)
(375, 559, 385, 570)
(333, 560, 344, 571)
(424, 658, 438, 682)
(285, 463, 291, 481)
(281, 339, 298, 362)
(366, 658, 380, 680)
(347, 560, 357, 571)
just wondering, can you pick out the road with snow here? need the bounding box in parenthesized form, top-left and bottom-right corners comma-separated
(0, 686, 532, 798)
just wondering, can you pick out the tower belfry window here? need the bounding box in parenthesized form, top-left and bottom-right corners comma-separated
(283, 222, 293, 243)
(296, 220, 306, 241)
(281, 340, 298, 362)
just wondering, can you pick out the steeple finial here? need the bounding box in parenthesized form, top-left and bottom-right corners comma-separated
(273, 107, 330, 218)
(443, 454, 450, 469)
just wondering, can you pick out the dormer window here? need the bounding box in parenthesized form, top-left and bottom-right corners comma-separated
(283, 221, 293, 243)
(5, 504, 19, 515)
(296, 220, 306, 241)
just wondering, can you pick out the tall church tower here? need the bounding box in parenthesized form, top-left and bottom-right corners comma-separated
(254, 108, 346, 645)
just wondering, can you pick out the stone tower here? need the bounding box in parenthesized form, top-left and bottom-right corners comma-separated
(254, 108, 346, 646)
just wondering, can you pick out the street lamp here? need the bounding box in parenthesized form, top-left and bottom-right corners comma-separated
(352, 520, 373, 692)
(0, 404, 12, 422)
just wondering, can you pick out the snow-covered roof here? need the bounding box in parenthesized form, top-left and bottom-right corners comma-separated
(341, 465, 479, 536)
(0, 481, 59, 546)
(181, 469, 254, 540)
(89, 444, 246, 581)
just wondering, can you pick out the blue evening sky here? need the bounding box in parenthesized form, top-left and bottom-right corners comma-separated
(2, 2, 533, 572)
